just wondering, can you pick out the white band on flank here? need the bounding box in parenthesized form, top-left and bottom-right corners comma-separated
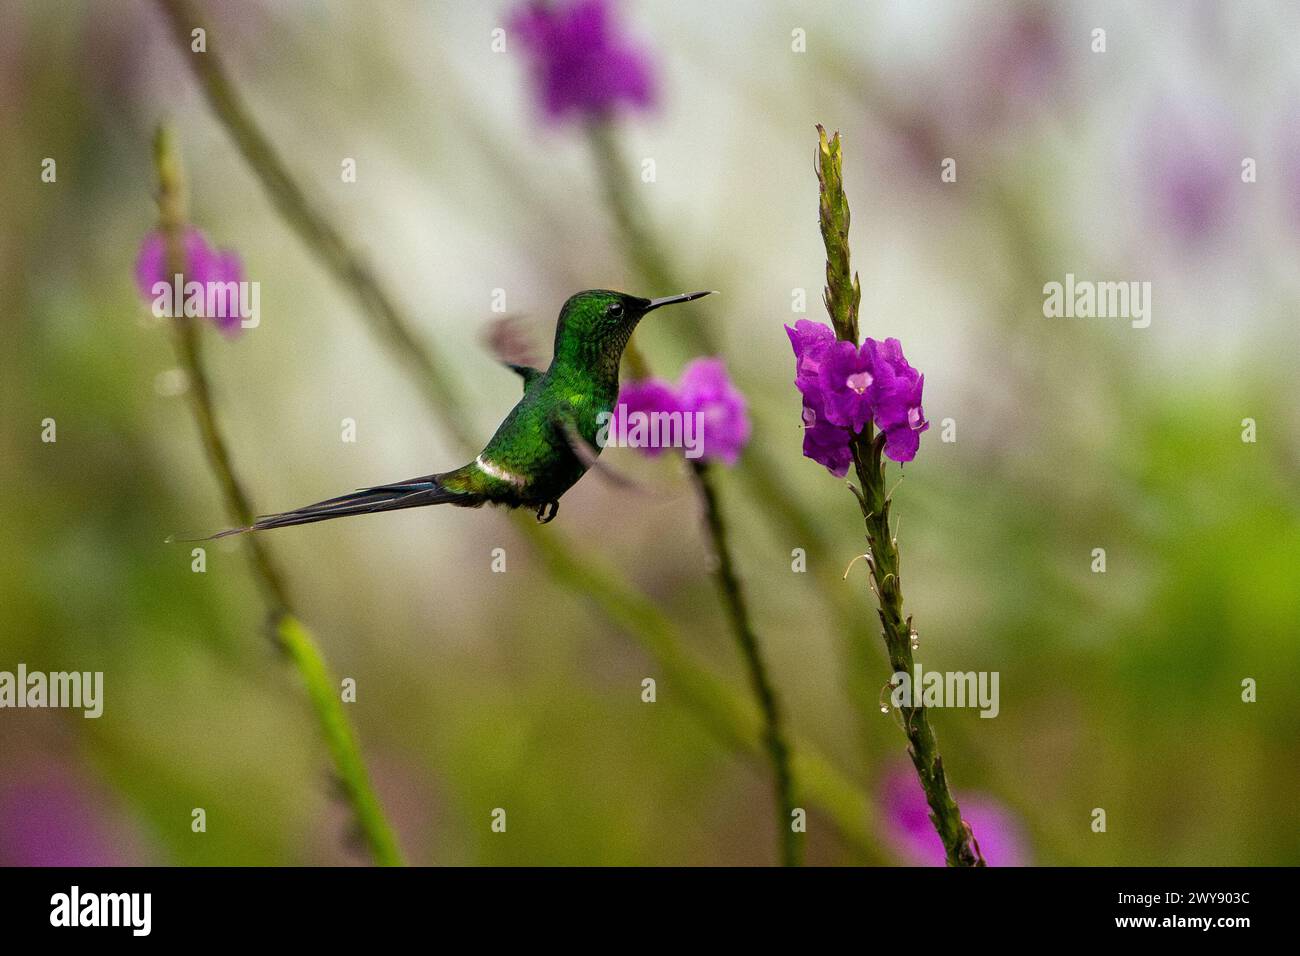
(475, 454, 528, 488)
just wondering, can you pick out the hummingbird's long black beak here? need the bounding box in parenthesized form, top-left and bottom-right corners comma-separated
(644, 290, 716, 312)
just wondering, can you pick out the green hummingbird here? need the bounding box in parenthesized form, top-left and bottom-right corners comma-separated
(211, 289, 713, 536)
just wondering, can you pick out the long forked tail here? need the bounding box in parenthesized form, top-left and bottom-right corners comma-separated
(200, 475, 477, 539)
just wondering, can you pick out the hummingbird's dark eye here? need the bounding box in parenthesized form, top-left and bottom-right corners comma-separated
(607, 301, 625, 319)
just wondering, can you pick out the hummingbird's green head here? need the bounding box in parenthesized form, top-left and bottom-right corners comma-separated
(552, 289, 714, 373)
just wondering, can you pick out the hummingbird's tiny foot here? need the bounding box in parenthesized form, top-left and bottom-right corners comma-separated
(535, 500, 559, 524)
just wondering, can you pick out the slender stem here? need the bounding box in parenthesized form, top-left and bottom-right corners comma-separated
(690, 460, 799, 865)
(276, 616, 403, 864)
(816, 125, 983, 866)
(851, 432, 981, 866)
(152, 127, 404, 867)
(170, 313, 290, 611)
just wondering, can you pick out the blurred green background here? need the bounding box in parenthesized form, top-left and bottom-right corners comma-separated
(1, 0, 1297, 866)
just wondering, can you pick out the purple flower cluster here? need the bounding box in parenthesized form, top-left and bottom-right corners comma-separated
(615, 357, 750, 466)
(135, 226, 246, 337)
(786, 320, 929, 474)
(510, 0, 655, 123)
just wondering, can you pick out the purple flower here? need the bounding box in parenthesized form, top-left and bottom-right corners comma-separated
(614, 358, 750, 465)
(870, 338, 929, 464)
(817, 340, 879, 433)
(611, 376, 679, 457)
(786, 322, 929, 468)
(785, 319, 836, 393)
(135, 226, 246, 337)
(880, 768, 1029, 867)
(786, 320, 857, 475)
(511, 0, 656, 123)
(678, 357, 751, 466)
(802, 402, 853, 478)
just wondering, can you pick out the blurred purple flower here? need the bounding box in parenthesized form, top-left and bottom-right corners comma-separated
(880, 768, 1029, 867)
(614, 358, 750, 465)
(135, 226, 246, 337)
(678, 357, 751, 467)
(880, 8, 1068, 189)
(510, 0, 656, 123)
(1145, 105, 1239, 245)
(612, 376, 679, 457)
(1156, 152, 1230, 242)
(0, 762, 147, 866)
(974, 7, 1066, 126)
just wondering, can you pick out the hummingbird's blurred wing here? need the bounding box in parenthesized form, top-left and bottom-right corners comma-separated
(554, 412, 646, 493)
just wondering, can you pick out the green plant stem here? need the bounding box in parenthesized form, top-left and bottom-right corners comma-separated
(152, 126, 403, 868)
(154, 0, 870, 863)
(689, 460, 799, 865)
(816, 125, 983, 867)
(170, 313, 287, 609)
(275, 616, 402, 863)
(850, 431, 982, 866)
